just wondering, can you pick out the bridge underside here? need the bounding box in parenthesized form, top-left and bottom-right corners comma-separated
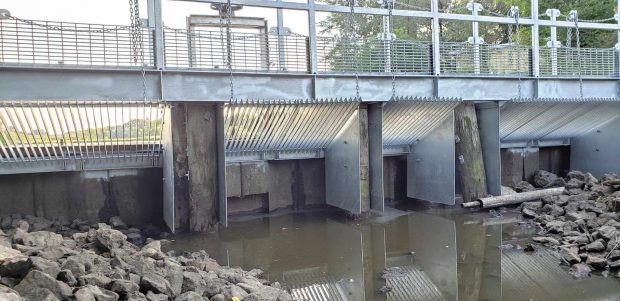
(3, 97, 620, 232)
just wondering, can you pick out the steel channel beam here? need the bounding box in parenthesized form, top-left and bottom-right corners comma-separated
(171, 0, 620, 30)
(2, 67, 620, 101)
(475, 101, 501, 196)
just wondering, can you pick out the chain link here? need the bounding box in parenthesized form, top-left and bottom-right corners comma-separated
(346, 0, 360, 100)
(226, 0, 235, 102)
(129, 0, 147, 101)
(388, 0, 396, 100)
(574, 15, 583, 98)
(7, 15, 132, 33)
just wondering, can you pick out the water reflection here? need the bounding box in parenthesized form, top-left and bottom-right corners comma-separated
(168, 208, 620, 301)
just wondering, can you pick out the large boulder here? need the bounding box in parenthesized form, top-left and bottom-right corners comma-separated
(96, 226, 127, 252)
(140, 273, 173, 297)
(30, 256, 61, 278)
(533, 170, 565, 188)
(20, 231, 63, 249)
(110, 279, 140, 298)
(14, 270, 73, 300)
(20, 288, 59, 301)
(74, 285, 119, 301)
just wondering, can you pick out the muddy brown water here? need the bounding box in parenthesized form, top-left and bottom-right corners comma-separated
(167, 204, 620, 301)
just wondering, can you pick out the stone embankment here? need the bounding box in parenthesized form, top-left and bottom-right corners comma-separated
(516, 170, 620, 279)
(0, 215, 292, 301)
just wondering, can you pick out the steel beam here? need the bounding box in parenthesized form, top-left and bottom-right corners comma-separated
(147, 0, 165, 70)
(0, 157, 162, 175)
(2, 68, 620, 101)
(171, 0, 620, 30)
(407, 114, 456, 205)
(475, 102, 501, 196)
(368, 102, 384, 212)
(216, 103, 228, 226)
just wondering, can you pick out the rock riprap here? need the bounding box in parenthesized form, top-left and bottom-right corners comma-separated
(0, 216, 292, 301)
(517, 170, 620, 279)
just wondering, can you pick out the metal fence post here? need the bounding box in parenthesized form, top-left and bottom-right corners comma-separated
(467, 2, 483, 74)
(307, 0, 318, 74)
(431, 0, 441, 75)
(147, 0, 165, 69)
(531, 0, 540, 78)
(276, 0, 286, 71)
(547, 8, 561, 76)
(379, 0, 393, 72)
(615, 2, 620, 78)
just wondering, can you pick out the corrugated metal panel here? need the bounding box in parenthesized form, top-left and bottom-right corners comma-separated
(502, 248, 620, 301)
(385, 265, 446, 301)
(0, 100, 165, 172)
(500, 102, 620, 143)
(383, 101, 459, 148)
(224, 102, 358, 156)
(284, 267, 347, 301)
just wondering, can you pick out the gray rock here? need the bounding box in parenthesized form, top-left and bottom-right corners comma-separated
(598, 225, 618, 240)
(145, 291, 168, 301)
(220, 285, 249, 300)
(166, 267, 184, 297)
(569, 263, 592, 279)
(522, 208, 539, 219)
(586, 239, 606, 252)
(109, 216, 127, 230)
(565, 178, 585, 190)
(79, 273, 112, 287)
(14, 270, 73, 300)
(522, 201, 543, 211)
(0, 246, 30, 277)
(550, 204, 565, 217)
(126, 292, 149, 301)
(175, 291, 204, 301)
(20, 288, 59, 301)
(13, 220, 29, 232)
(110, 279, 140, 297)
(210, 294, 225, 301)
(57, 269, 78, 286)
(182, 271, 207, 295)
(545, 220, 565, 234)
(609, 260, 620, 269)
(532, 236, 560, 246)
(141, 273, 173, 296)
(567, 170, 586, 181)
(0, 291, 25, 301)
(514, 181, 536, 192)
(533, 170, 565, 188)
(30, 256, 61, 278)
(61, 257, 87, 277)
(0, 216, 12, 230)
(586, 255, 607, 269)
(21, 231, 63, 248)
(0, 276, 19, 288)
(74, 285, 119, 301)
(204, 278, 228, 297)
(126, 233, 146, 246)
(96, 226, 127, 252)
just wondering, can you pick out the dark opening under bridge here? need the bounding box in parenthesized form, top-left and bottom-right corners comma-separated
(1, 0, 620, 232)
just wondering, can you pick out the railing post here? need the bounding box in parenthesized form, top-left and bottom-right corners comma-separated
(546, 8, 561, 76)
(379, 0, 393, 72)
(276, 0, 286, 71)
(467, 2, 484, 74)
(431, 0, 441, 75)
(307, 0, 318, 74)
(615, 3, 620, 78)
(531, 0, 540, 78)
(147, 0, 165, 69)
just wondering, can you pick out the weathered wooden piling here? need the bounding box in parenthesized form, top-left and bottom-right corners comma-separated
(455, 101, 488, 204)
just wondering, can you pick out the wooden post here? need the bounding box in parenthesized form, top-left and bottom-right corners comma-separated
(455, 101, 488, 203)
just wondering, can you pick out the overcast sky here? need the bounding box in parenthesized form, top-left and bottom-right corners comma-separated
(2, 0, 329, 35)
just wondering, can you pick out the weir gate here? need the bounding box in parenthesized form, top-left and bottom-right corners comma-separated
(1, 0, 620, 232)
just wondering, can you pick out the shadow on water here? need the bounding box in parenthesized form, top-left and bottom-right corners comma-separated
(167, 204, 620, 301)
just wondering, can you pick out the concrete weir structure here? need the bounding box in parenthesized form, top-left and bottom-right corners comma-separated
(3, 0, 620, 232)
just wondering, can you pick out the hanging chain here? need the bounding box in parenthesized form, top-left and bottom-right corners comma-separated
(566, 13, 573, 48)
(226, 0, 235, 102)
(574, 12, 583, 98)
(346, 0, 360, 100)
(9, 15, 131, 33)
(129, 0, 147, 101)
(512, 7, 522, 99)
(388, 0, 396, 100)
